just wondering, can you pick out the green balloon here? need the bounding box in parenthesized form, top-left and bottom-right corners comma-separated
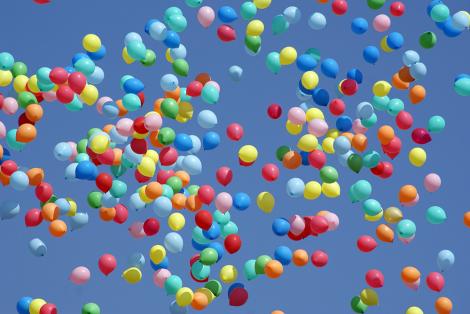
(200, 248, 218, 265)
(272, 14, 290, 35)
(201, 84, 219, 104)
(18, 91, 37, 109)
(347, 154, 363, 173)
(363, 150, 381, 168)
(111, 164, 127, 178)
(40, 194, 57, 207)
(87, 128, 102, 139)
(121, 157, 135, 169)
(367, 0, 386, 10)
(161, 98, 179, 119)
(243, 259, 258, 280)
(430, 4, 450, 22)
(185, 0, 203, 8)
(426, 206, 447, 224)
(305, 48, 321, 62)
(77, 139, 88, 154)
(110, 180, 127, 198)
(140, 49, 156, 67)
(11, 61, 28, 77)
(191, 261, 211, 280)
(255, 255, 272, 275)
(266, 52, 281, 74)
(204, 280, 222, 297)
(164, 7, 183, 24)
(168, 14, 187, 32)
(244, 35, 261, 53)
(166, 176, 182, 193)
(351, 296, 368, 313)
(372, 96, 390, 111)
(82, 303, 101, 314)
(158, 127, 176, 145)
(164, 275, 183, 296)
(361, 113, 377, 128)
(320, 166, 338, 183)
(276, 145, 290, 161)
(213, 210, 231, 225)
(221, 221, 238, 238)
(172, 59, 189, 77)
(454, 77, 470, 96)
(419, 31, 437, 49)
(240, 1, 257, 20)
(187, 184, 199, 195)
(427, 115, 446, 133)
(87, 191, 102, 208)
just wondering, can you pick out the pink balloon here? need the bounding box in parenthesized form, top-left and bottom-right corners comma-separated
(215, 192, 233, 213)
(311, 250, 329, 267)
(399, 234, 415, 244)
(288, 107, 306, 124)
(2, 97, 18, 115)
(153, 269, 171, 287)
(405, 278, 420, 290)
(144, 112, 162, 131)
(289, 215, 305, 236)
(352, 118, 368, 134)
(68, 141, 77, 161)
(42, 91, 57, 102)
(373, 14, 391, 32)
(69, 266, 91, 285)
(116, 118, 134, 136)
(216, 166, 233, 186)
(366, 269, 384, 288)
(310, 216, 329, 234)
(357, 235, 378, 252)
(318, 211, 340, 231)
(128, 221, 146, 238)
(98, 254, 117, 276)
(401, 193, 419, 207)
(0, 121, 6, 139)
(261, 163, 279, 182)
(205, 81, 220, 92)
(424, 173, 441, 192)
(426, 272, 445, 292)
(197, 6, 215, 28)
(308, 150, 326, 169)
(395, 110, 413, 130)
(308, 119, 328, 137)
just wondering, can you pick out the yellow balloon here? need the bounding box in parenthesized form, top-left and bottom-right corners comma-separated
(301, 71, 319, 90)
(29, 298, 47, 314)
(364, 210, 383, 222)
(337, 79, 345, 95)
(239, 145, 258, 163)
(220, 265, 238, 283)
(175, 115, 189, 123)
(409, 147, 426, 167)
(81, 84, 99, 105)
(165, 48, 174, 63)
(360, 288, 379, 306)
(149, 244, 166, 264)
(253, 0, 271, 9)
(279, 47, 297, 65)
(304, 181, 321, 200)
(197, 287, 215, 304)
(322, 182, 341, 198)
(132, 131, 148, 139)
(257, 191, 275, 213)
(306, 108, 324, 121)
(66, 197, 77, 216)
(0, 70, 13, 87)
(372, 80, 392, 97)
(406, 306, 424, 314)
(176, 287, 194, 307)
(380, 36, 393, 52)
(139, 186, 153, 203)
(322, 137, 335, 154)
(89, 134, 110, 154)
(122, 47, 135, 64)
(178, 101, 194, 120)
(246, 19, 265, 36)
(144, 149, 159, 163)
(326, 128, 340, 139)
(285, 120, 303, 135)
(83, 34, 102, 52)
(297, 134, 318, 152)
(168, 212, 186, 231)
(384, 207, 403, 224)
(27, 75, 40, 93)
(122, 267, 142, 284)
(13, 75, 28, 93)
(138, 156, 156, 177)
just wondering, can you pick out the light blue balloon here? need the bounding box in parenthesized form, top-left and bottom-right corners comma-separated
(127, 40, 147, 61)
(164, 232, 184, 253)
(286, 177, 305, 198)
(427, 115, 446, 133)
(437, 249, 455, 272)
(308, 12, 327, 30)
(128, 252, 146, 269)
(164, 7, 183, 24)
(65, 163, 78, 180)
(338, 150, 353, 167)
(124, 144, 142, 164)
(452, 11, 469, 31)
(74, 58, 95, 76)
(0, 200, 20, 220)
(243, 259, 258, 280)
(356, 102, 374, 119)
(283, 6, 301, 24)
(170, 300, 187, 314)
(197, 110, 218, 128)
(124, 32, 142, 45)
(153, 196, 172, 217)
(396, 219, 416, 238)
(334, 136, 351, 155)
(410, 62, 427, 80)
(362, 199, 382, 216)
(160, 73, 179, 91)
(0, 52, 14, 70)
(372, 96, 390, 111)
(192, 226, 211, 244)
(54, 142, 72, 161)
(10, 171, 29, 191)
(101, 192, 119, 207)
(109, 127, 128, 144)
(170, 44, 187, 60)
(188, 135, 201, 154)
(181, 155, 202, 175)
(201, 84, 219, 104)
(426, 206, 447, 224)
(430, 4, 450, 22)
(321, 58, 339, 79)
(149, 20, 167, 41)
(29, 238, 47, 257)
(272, 14, 290, 35)
(70, 213, 89, 231)
(213, 210, 231, 225)
(88, 66, 104, 85)
(349, 180, 372, 203)
(299, 102, 309, 112)
(402, 50, 420, 67)
(175, 156, 185, 169)
(129, 192, 146, 212)
(228, 65, 243, 81)
(55, 198, 71, 215)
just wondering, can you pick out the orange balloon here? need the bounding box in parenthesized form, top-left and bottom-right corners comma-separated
(27, 168, 45, 186)
(186, 195, 202, 212)
(401, 266, 421, 283)
(0, 144, 3, 160)
(103, 124, 114, 134)
(115, 99, 129, 117)
(175, 170, 190, 187)
(409, 85, 426, 104)
(341, 132, 354, 142)
(376, 224, 394, 243)
(41, 203, 60, 221)
(149, 131, 163, 148)
(392, 73, 410, 90)
(265, 260, 284, 279)
(112, 148, 122, 165)
(435, 296, 453, 314)
(25, 104, 44, 122)
(49, 219, 67, 237)
(272, 311, 285, 314)
(145, 182, 162, 199)
(292, 249, 309, 266)
(282, 151, 302, 170)
(195, 73, 211, 85)
(164, 87, 181, 102)
(377, 125, 395, 145)
(153, 98, 164, 115)
(99, 207, 116, 221)
(398, 66, 415, 83)
(191, 291, 209, 311)
(318, 0, 329, 3)
(352, 134, 368, 152)
(398, 184, 417, 203)
(16, 123, 37, 143)
(0, 169, 10, 186)
(171, 193, 187, 210)
(463, 211, 470, 228)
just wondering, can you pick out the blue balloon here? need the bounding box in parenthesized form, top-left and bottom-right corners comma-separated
(72, 52, 89, 65)
(338, 150, 354, 167)
(296, 54, 317, 71)
(203, 222, 221, 240)
(351, 17, 368, 34)
(313, 88, 330, 106)
(10, 171, 29, 191)
(356, 102, 374, 119)
(174, 133, 193, 151)
(87, 45, 106, 60)
(75, 160, 98, 180)
(321, 58, 339, 78)
(153, 196, 172, 217)
(129, 193, 146, 212)
(336, 116, 353, 132)
(188, 135, 201, 155)
(274, 245, 293, 265)
(128, 252, 146, 269)
(65, 163, 78, 180)
(218, 6, 238, 23)
(0, 200, 20, 220)
(197, 110, 218, 128)
(442, 18, 463, 37)
(0, 147, 11, 163)
(283, 6, 301, 24)
(300, 151, 310, 165)
(334, 136, 352, 155)
(170, 300, 187, 314)
(233, 192, 251, 210)
(145, 19, 159, 34)
(363, 46, 380, 64)
(347, 68, 363, 84)
(163, 31, 181, 48)
(272, 218, 290, 236)
(410, 62, 427, 80)
(286, 177, 305, 198)
(160, 73, 179, 91)
(55, 198, 71, 215)
(64, 65, 75, 74)
(53, 142, 72, 161)
(88, 66, 104, 85)
(386, 32, 404, 50)
(437, 249, 455, 272)
(402, 50, 420, 67)
(203, 131, 220, 150)
(29, 238, 47, 257)
(123, 78, 144, 94)
(192, 238, 209, 251)
(16, 296, 32, 314)
(208, 242, 224, 262)
(228, 65, 243, 81)
(149, 21, 168, 41)
(151, 256, 169, 271)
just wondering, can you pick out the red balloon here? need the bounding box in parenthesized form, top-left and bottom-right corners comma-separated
(261, 163, 280, 182)
(1, 160, 18, 175)
(311, 250, 329, 267)
(379, 162, 394, 179)
(138, 92, 145, 106)
(229, 287, 249, 306)
(68, 72, 87, 94)
(426, 272, 445, 292)
(224, 234, 242, 254)
(132, 116, 147, 134)
(96, 148, 115, 165)
(159, 147, 178, 166)
(113, 204, 129, 224)
(310, 216, 329, 234)
(287, 230, 304, 241)
(157, 170, 174, 184)
(35, 182, 53, 202)
(304, 216, 318, 237)
(357, 235, 378, 252)
(366, 269, 384, 288)
(329, 98, 346, 116)
(0, 92, 3, 109)
(217, 24, 236, 42)
(134, 170, 151, 183)
(216, 166, 233, 186)
(395, 110, 413, 130)
(18, 112, 35, 126)
(390, 1, 405, 17)
(239, 158, 255, 167)
(143, 218, 160, 236)
(189, 254, 200, 267)
(195, 210, 213, 230)
(340, 79, 358, 96)
(267, 104, 282, 119)
(411, 128, 432, 144)
(96, 173, 113, 192)
(49, 67, 68, 84)
(98, 254, 117, 276)
(226, 123, 244, 141)
(308, 150, 327, 169)
(56, 85, 75, 104)
(39, 304, 57, 314)
(186, 81, 203, 97)
(382, 136, 401, 159)
(332, 0, 348, 15)
(25, 208, 43, 227)
(197, 185, 215, 204)
(130, 138, 148, 154)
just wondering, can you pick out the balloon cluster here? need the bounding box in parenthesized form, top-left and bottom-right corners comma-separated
(16, 296, 58, 314)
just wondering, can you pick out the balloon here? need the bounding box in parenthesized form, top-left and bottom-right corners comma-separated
(311, 250, 328, 267)
(164, 232, 184, 253)
(228, 65, 243, 81)
(217, 24, 236, 42)
(225, 234, 242, 254)
(257, 191, 275, 213)
(279, 47, 297, 65)
(452, 11, 470, 31)
(70, 266, 91, 285)
(272, 14, 289, 35)
(286, 178, 305, 198)
(241, 2, 257, 20)
(426, 206, 447, 224)
(349, 180, 372, 202)
(272, 218, 290, 236)
(424, 173, 441, 192)
(426, 272, 445, 292)
(197, 6, 215, 28)
(215, 192, 232, 213)
(332, 0, 348, 15)
(309, 12, 327, 30)
(220, 265, 238, 283)
(98, 254, 117, 276)
(435, 297, 453, 314)
(360, 288, 378, 306)
(366, 269, 384, 288)
(29, 299, 47, 314)
(390, 2, 405, 16)
(122, 267, 142, 284)
(226, 123, 243, 141)
(357, 235, 378, 252)
(437, 250, 455, 272)
(363, 46, 380, 64)
(373, 14, 391, 32)
(397, 219, 416, 238)
(228, 286, 248, 306)
(431, 4, 450, 22)
(321, 58, 339, 78)
(253, 0, 271, 9)
(409, 147, 427, 167)
(266, 52, 281, 74)
(454, 76, 470, 96)
(386, 32, 404, 49)
(428, 115, 446, 133)
(283, 6, 301, 24)
(351, 296, 368, 313)
(17, 296, 32, 314)
(410, 62, 427, 80)
(352, 18, 369, 34)
(406, 307, 423, 314)
(29, 238, 47, 257)
(239, 145, 258, 164)
(0, 200, 20, 220)
(420, 31, 437, 49)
